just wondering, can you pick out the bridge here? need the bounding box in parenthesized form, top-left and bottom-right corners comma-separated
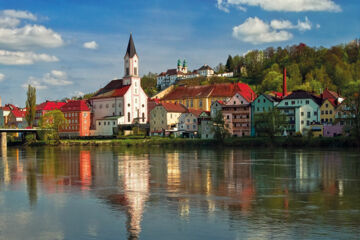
(0, 128, 48, 148)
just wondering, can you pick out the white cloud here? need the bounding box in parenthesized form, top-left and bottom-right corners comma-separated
(270, 17, 312, 31)
(0, 50, 58, 65)
(217, 0, 341, 12)
(0, 24, 64, 49)
(73, 91, 85, 97)
(22, 77, 47, 90)
(0, 73, 4, 81)
(233, 17, 293, 44)
(0, 17, 20, 28)
(1, 10, 37, 21)
(83, 41, 98, 50)
(22, 70, 73, 90)
(42, 70, 73, 86)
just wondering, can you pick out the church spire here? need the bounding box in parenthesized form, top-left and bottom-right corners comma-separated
(125, 33, 137, 58)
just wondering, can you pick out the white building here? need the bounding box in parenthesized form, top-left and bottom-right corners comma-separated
(89, 34, 148, 136)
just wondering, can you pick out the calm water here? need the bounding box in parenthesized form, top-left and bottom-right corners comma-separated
(0, 146, 360, 240)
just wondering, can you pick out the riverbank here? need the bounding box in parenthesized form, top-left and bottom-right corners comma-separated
(18, 136, 359, 148)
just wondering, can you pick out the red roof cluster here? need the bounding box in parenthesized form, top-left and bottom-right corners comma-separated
(60, 100, 90, 112)
(11, 108, 26, 118)
(36, 101, 66, 111)
(162, 83, 256, 102)
(160, 102, 187, 113)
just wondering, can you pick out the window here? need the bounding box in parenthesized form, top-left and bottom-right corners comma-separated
(326, 103, 328, 108)
(98, 122, 101, 126)
(307, 112, 311, 118)
(325, 110, 328, 114)
(285, 102, 289, 106)
(301, 120, 304, 125)
(128, 112, 130, 122)
(306, 100, 310, 104)
(187, 119, 190, 123)
(193, 125, 196, 129)
(84, 113, 87, 117)
(257, 107, 259, 111)
(241, 101, 244, 104)
(126, 68, 129, 75)
(193, 119, 196, 123)
(291, 101, 295, 105)
(106, 104, 109, 108)
(227, 115, 230, 119)
(190, 100, 193, 107)
(134, 67, 137, 75)
(199, 100, 203, 108)
(301, 112, 304, 116)
(258, 99, 260, 103)
(321, 110, 324, 114)
(99, 104, 103, 109)
(142, 104, 144, 108)
(330, 110, 333, 114)
(142, 112, 145, 122)
(128, 104, 130, 107)
(112, 103, 115, 108)
(234, 101, 236, 105)
(314, 111, 318, 116)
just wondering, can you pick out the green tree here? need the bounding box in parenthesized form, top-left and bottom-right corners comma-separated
(287, 63, 302, 90)
(39, 110, 67, 141)
(343, 83, 360, 144)
(215, 63, 225, 73)
(25, 85, 36, 128)
(210, 111, 229, 141)
(260, 71, 283, 93)
(141, 72, 158, 97)
(254, 108, 287, 138)
(225, 55, 234, 72)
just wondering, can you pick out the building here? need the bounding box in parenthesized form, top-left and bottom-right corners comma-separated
(177, 109, 204, 137)
(197, 64, 214, 77)
(149, 102, 187, 135)
(7, 107, 27, 128)
(251, 94, 281, 136)
(157, 61, 233, 90)
(222, 93, 252, 137)
(59, 100, 91, 137)
(35, 101, 66, 126)
(157, 60, 193, 89)
(89, 34, 148, 134)
(277, 90, 322, 135)
(320, 98, 336, 124)
(0, 104, 15, 127)
(159, 83, 256, 112)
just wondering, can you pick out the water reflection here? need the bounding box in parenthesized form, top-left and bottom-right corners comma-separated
(0, 146, 359, 239)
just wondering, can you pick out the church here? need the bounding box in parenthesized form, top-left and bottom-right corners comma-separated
(89, 34, 148, 136)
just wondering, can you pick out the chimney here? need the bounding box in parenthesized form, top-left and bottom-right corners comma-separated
(283, 67, 287, 97)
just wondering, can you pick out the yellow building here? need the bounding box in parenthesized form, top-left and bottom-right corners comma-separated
(157, 83, 256, 111)
(150, 102, 187, 135)
(320, 99, 336, 124)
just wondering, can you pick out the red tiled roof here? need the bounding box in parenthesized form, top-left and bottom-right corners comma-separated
(60, 100, 90, 112)
(0, 104, 18, 111)
(112, 85, 131, 97)
(166, 69, 177, 75)
(37, 101, 66, 111)
(187, 109, 204, 117)
(236, 83, 256, 102)
(323, 88, 340, 100)
(160, 102, 187, 113)
(162, 83, 256, 102)
(11, 108, 26, 118)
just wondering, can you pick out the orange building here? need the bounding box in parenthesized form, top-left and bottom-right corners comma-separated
(35, 101, 66, 126)
(59, 100, 91, 137)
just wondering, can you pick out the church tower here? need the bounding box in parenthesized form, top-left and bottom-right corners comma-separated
(123, 33, 139, 85)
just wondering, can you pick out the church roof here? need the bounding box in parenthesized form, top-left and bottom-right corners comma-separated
(91, 79, 131, 99)
(125, 33, 137, 58)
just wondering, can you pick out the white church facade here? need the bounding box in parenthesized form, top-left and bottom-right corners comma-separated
(89, 34, 148, 136)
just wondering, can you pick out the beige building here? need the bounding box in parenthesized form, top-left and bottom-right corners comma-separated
(150, 102, 187, 135)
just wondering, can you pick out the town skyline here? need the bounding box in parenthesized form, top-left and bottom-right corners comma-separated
(0, 0, 359, 106)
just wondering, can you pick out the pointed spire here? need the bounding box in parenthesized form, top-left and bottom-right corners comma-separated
(125, 33, 137, 58)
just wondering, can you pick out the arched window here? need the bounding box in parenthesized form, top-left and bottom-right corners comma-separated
(142, 112, 145, 122)
(128, 112, 131, 122)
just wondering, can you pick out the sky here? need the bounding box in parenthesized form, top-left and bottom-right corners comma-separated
(0, 0, 359, 106)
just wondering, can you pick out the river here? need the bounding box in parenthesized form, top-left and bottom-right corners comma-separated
(0, 146, 359, 240)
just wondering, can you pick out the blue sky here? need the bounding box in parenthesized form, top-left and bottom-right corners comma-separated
(0, 0, 359, 106)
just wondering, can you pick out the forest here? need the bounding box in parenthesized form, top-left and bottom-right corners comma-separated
(141, 39, 360, 97)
